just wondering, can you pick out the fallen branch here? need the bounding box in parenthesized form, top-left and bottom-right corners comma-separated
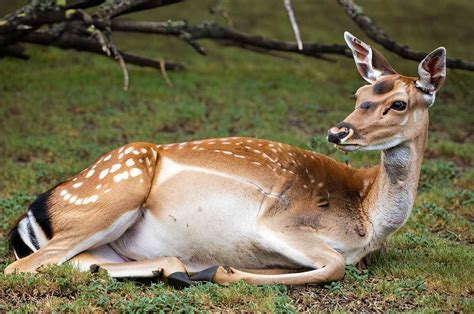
(110, 20, 348, 57)
(1, 0, 472, 92)
(338, 0, 474, 71)
(20, 29, 183, 71)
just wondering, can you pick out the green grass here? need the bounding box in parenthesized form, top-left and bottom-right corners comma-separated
(1, 0, 473, 311)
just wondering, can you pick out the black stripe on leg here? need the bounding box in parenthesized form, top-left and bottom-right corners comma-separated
(29, 188, 55, 239)
(8, 225, 33, 259)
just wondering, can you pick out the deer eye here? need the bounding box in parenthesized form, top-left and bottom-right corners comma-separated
(390, 101, 407, 111)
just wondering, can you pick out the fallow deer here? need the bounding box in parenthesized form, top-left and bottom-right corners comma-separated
(4, 32, 446, 286)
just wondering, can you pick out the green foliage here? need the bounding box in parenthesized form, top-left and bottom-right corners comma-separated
(324, 281, 344, 295)
(345, 265, 369, 283)
(394, 278, 425, 298)
(419, 160, 459, 192)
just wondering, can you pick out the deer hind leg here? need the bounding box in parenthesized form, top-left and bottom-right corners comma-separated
(4, 142, 160, 275)
(213, 228, 346, 286)
(4, 207, 143, 274)
(66, 244, 129, 272)
(75, 255, 195, 289)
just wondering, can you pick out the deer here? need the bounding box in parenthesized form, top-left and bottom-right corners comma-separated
(4, 32, 446, 287)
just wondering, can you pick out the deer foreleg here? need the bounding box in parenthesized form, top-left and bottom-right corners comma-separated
(213, 228, 346, 286)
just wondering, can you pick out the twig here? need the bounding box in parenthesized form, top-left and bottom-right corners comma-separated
(338, 0, 474, 71)
(209, 0, 234, 28)
(283, 0, 302, 50)
(159, 59, 173, 87)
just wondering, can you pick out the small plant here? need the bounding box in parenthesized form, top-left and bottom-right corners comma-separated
(345, 264, 369, 282)
(423, 202, 450, 221)
(403, 232, 430, 247)
(419, 160, 458, 192)
(394, 278, 426, 298)
(0, 192, 35, 230)
(324, 281, 344, 295)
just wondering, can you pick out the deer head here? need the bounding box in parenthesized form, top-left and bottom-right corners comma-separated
(327, 32, 446, 152)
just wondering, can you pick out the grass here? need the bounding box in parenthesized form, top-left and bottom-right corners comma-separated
(0, 0, 473, 311)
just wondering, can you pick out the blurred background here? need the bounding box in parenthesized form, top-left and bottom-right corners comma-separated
(0, 0, 473, 311)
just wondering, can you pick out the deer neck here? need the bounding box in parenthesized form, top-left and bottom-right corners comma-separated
(365, 124, 428, 240)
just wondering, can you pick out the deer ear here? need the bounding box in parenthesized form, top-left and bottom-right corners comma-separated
(416, 47, 446, 94)
(344, 31, 396, 83)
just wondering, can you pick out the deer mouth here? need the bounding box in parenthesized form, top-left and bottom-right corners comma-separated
(334, 143, 361, 152)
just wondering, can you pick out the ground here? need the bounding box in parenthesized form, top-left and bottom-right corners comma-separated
(0, 0, 473, 312)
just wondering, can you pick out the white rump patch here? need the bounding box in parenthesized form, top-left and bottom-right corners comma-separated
(60, 208, 141, 264)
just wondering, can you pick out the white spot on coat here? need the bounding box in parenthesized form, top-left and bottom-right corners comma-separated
(114, 171, 130, 183)
(110, 164, 121, 173)
(104, 154, 112, 161)
(130, 168, 143, 177)
(85, 170, 95, 178)
(99, 168, 109, 179)
(126, 158, 135, 167)
(69, 195, 78, 203)
(72, 182, 83, 188)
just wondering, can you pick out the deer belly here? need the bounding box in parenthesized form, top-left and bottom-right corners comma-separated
(110, 167, 298, 271)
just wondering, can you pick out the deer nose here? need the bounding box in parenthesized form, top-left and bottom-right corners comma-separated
(327, 126, 353, 144)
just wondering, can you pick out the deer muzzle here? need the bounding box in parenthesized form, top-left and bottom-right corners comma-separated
(327, 124, 354, 144)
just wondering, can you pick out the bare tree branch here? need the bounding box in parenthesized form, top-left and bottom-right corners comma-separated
(19, 29, 183, 71)
(110, 20, 348, 57)
(338, 0, 474, 71)
(64, 0, 106, 10)
(1, 0, 472, 90)
(93, 0, 183, 19)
